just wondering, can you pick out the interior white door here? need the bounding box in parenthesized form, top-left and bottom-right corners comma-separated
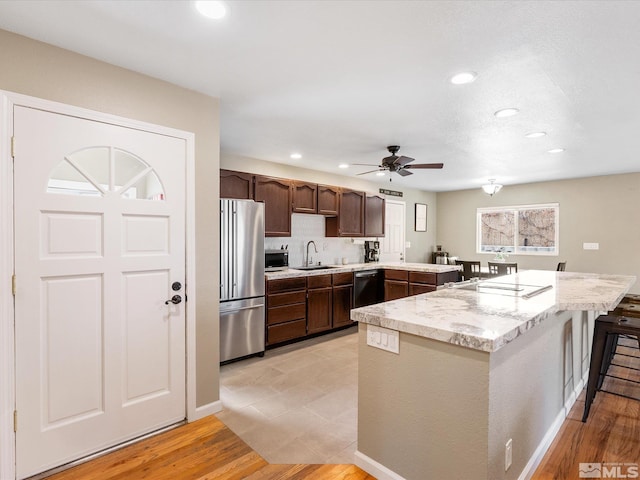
(14, 106, 186, 478)
(380, 200, 406, 262)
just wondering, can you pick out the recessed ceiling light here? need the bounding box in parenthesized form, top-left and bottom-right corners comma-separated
(547, 148, 565, 154)
(525, 131, 547, 138)
(376, 171, 386, 177)
(338, 163, 349, 169)
(450, 72, 477, 85)
(290, 153, 302, 160)
(195, 1, 227, 20)
(494, 108, 520, 118)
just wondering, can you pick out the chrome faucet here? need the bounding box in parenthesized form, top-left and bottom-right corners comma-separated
(306, 240, 318, 266)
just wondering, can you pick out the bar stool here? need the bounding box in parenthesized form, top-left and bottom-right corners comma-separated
(582, 314, 640, 422)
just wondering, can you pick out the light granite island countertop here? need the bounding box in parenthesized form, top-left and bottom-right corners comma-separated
(352, 270, 635, 480)
(351, 270, 635, 352)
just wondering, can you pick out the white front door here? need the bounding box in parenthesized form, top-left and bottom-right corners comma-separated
(380, 200, 406, 262)
(14, 105, 186, 478)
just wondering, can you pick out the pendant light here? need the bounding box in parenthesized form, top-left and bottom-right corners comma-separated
(482, 179, 503, 196)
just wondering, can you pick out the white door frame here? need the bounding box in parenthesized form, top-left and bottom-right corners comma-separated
(0, 91, 198, 480)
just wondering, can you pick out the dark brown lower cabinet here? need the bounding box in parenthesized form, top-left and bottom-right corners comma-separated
(307, 274, 332, 334)
(332, 284, 353, 327)
(307, 287, 332, 334)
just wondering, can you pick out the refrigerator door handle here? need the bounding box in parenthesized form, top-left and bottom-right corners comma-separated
(220, 200, 228, 301)
(220, 303, 265, 314)
(231, 204, 238, 299)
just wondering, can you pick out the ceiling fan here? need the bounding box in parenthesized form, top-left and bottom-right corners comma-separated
(354, 146, 444, 178)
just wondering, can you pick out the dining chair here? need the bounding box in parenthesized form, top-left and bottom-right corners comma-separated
(455, 260, 481, 281)
(488, 262, 518, 277)
(556, 262, 567, 271)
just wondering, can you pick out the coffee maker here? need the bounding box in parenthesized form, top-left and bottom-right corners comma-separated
(364, 240, 380, 263)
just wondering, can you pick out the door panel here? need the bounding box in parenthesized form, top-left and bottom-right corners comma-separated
(14, 105, 186, 478)
(380, 200, 406, 262)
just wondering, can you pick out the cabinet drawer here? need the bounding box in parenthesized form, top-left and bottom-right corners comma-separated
(409, 271, 436, 285)
(332, 272, 353, 286)
(307, 274, 332, 289)
(267, 277, 307, 293)
(267, 302, 306, 325)
(268, 290, 306, 308)
(267, 319, 307, 345)
(385, 269, 408, 281)
(409, 283, 437, 296)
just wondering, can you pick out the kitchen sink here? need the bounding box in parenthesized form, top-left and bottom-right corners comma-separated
(293, 265, 337, 270)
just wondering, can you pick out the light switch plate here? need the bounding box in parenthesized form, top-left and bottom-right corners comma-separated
(367, 325, 399, 354)
(583, 242, 599, 250)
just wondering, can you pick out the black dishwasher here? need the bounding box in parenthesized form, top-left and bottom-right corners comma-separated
(353, 270, 383, 308)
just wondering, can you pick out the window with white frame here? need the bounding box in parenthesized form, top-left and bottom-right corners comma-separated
(476, 203, 559, 256)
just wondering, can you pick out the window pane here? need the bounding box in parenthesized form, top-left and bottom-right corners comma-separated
(518, 208, 556, 253)
(47, 159, 102, 196)
(67, 147, 110, 189)
(480, 211, 515, 253)
(121, 171, 165, 200)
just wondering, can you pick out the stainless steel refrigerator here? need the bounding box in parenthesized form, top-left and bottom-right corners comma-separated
(219, 199, 265, 363)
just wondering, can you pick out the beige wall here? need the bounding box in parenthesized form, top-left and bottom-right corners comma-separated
(436, 173, 640, 293)
(0, 29, 220, 407)
(221, 153, 438, 262)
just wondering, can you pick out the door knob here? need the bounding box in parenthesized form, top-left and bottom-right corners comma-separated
(165, 295, 182, 305)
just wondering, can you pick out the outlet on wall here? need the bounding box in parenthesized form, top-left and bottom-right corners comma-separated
(583, 242, 599, 250)
(505, 438, 513, 471)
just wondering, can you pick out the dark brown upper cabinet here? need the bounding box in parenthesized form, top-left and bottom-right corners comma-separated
(254, 175, 292, 237)
(326, 188, 365, 237)
(292, 181, 317, 214)
(220, 169, 253, 199)
(365, 193, 385, 237)
(317, 184, 340, 216)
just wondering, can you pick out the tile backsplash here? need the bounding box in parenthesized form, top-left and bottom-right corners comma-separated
(265, 213, 369, 267)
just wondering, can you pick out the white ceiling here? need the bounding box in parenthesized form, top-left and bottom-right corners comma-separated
(1, 0, 639, 192)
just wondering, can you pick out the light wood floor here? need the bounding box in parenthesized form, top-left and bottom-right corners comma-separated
(43, 415, 373, 480)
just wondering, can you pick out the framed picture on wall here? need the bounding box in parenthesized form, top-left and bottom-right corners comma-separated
(415, 203, 427, 232)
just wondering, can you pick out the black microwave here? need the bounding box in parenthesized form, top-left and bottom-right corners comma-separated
(265, 249, 289, 271)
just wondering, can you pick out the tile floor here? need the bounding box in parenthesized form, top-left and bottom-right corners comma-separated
(217, 326, 359, 464)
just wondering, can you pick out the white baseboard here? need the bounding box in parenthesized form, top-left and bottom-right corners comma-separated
(190, 400, 223, 421)
(517, 379, 585, 480)
(354, 450, 407, 480)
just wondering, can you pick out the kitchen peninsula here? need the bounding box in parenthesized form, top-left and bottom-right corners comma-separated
(351, 270, 635, 480)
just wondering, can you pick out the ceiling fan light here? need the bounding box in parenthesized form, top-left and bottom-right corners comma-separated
(376, 171, 386, 176)
(338, 163, 349, 169)
(482, 179, 503, 196)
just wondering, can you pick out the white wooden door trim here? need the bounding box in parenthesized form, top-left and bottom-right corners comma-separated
(0, 91, 198, 480)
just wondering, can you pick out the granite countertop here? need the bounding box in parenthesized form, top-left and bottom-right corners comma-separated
(351, 270, 636, 353)
(265, 262, 461, 280)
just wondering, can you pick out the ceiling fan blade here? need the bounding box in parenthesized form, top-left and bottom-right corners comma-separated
(397, 168, 413, 177)
(404, 163, 444, 169)
(394, 155, 415, 166)
(352, 163, 381, 166)
(357, 169, 384, 176)
(382, 155, 397, 165)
